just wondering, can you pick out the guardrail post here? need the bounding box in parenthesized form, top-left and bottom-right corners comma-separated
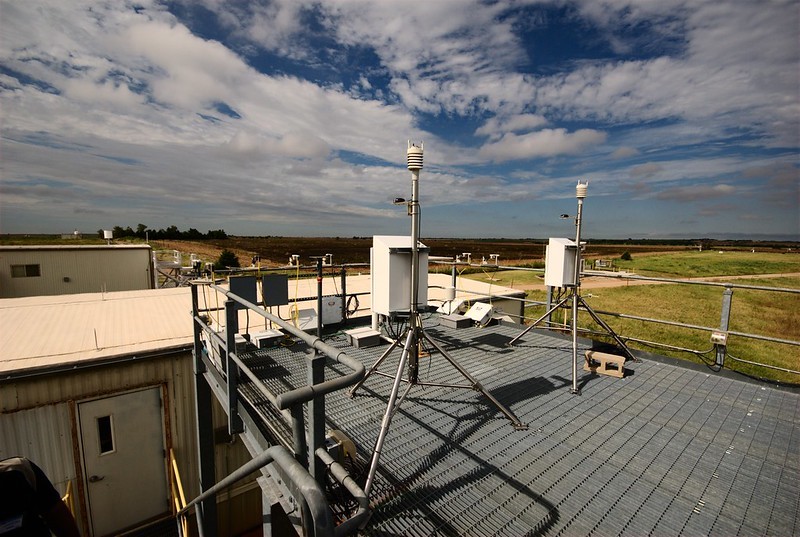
(308, 350, 326, 484)
(716, 287, 733, 368)
(341, 266, 347, 324)
(192, 285, 218, 534)
(316, 258, 324, 337)
(225, 299, 244, 434)
(291, 405, 308, 469)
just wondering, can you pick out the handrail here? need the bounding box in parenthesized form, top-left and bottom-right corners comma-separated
(179, 445, 335, 537)
(206, 283, 365, 409)
(315, 448, 371, 536)
(169, 449, 189, 537)
(61, 480, 75, 518)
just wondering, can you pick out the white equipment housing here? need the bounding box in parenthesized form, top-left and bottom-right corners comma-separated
(371, 235, 429, 316)
(545, 238, 578, 288)
(464, 302, 494, 326)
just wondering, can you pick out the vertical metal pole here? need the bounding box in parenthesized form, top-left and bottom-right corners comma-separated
(316, 258, 323, 337)
(546, 286, 553, 327)
(308, 351, 326, 484)
(409, 165, 421, 384)
(571, 196, 584, 395)
(191, 285, 217, 533)
(410, 168, 420, 314)
(225, 300, 244, 434)
(716, 287, 733, 368)
(291, 405, 308, 468)
(341, 267, 347, 324)
(451, 264, 457, 289)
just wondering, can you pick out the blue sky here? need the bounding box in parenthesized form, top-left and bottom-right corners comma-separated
(1, 0, 798, 239)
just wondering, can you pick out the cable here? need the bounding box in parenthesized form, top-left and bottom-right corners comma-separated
(346, 295, 360, 317)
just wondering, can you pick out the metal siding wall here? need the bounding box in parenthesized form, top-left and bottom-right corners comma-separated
(0, 352, 258, 510)
(0, 353, 203, 499)
(0, 248, 152, 297)
(0, 401, 89, 536)
(0, 403, 76, 496)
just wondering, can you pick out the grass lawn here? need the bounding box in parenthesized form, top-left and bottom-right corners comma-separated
(466, 252, 800, 385)
(613, 250, 800, 277)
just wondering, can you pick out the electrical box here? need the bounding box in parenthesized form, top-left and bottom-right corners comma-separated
(371, 235, 429, 316)
(545, 238, 577, 288)
(321, 296, 343, 325)
(230, 276, 258, 310)
(261, 274, 289, 306)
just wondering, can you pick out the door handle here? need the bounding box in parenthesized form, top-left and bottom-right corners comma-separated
(89, 475, 105, 483)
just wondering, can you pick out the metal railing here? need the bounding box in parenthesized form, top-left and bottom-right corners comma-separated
(169, 449, 189, 537)
(439, 263, 800, 377)
(189, 281, 371, 536)
(61, 480, 75, 519)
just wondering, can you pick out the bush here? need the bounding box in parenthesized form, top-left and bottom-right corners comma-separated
(620, 251, 633, 261)
(214, 249, 240, 270)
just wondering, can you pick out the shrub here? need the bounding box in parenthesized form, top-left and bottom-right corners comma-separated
(620, 251, 632, 261)
(214, 249, 240, 270)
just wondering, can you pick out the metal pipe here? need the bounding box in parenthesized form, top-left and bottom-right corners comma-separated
(364, 328, 414, 497)
(571, 195, 584, 394)
(314, 448, 372, 535)
(179, 445, 335, 537)
(207, 284, 365, 409)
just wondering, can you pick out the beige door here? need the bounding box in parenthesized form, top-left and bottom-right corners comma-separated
(78, 387, 169, 536)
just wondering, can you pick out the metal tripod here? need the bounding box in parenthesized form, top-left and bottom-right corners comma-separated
(350, 143, 527, 498)
(509, 182, 635, 395)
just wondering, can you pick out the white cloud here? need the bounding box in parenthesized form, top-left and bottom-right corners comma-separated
(222, 130, 330, 159)
(479, 128, 607, 162)
(476, 114, 549, 140)
(629, 162, 663, 178)
(612, 146, 639, 159)
(656, 183, 736, 202)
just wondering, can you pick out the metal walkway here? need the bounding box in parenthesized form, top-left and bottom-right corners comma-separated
(236, 319, 799, 536)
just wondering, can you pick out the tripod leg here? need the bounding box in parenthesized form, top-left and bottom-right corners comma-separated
(364, 329, 415, 496)
(579, 297, 638, 362)
(349, 330, 404, 397)
(423, 333, 528, 430)
(508, 296, 571, 346)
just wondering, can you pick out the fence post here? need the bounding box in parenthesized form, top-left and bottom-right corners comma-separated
(715, 287, 733, 368)
(341, 267, 347, 324)
(308, 351, 326, 484)
(225, 299, 244, 434)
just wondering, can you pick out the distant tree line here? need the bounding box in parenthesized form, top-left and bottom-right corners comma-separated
(100, 224, 228, 240)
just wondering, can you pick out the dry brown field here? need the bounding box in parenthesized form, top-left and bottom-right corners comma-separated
(151, 237, 705, 268)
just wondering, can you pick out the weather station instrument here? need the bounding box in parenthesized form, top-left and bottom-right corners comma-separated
(509, 181, 636, 392)
(350, 142, 528, 497)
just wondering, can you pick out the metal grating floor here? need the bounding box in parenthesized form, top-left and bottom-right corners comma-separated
(239, 319, 800, 536)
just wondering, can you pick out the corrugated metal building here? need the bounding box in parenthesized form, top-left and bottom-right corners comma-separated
(0, 287, 259, 536)
(0, 273, 525, 535)
(0, 245, 155, 298)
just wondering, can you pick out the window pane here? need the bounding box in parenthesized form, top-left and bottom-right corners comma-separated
(97, 415, 114, 454)
(10, 264, 40, 278)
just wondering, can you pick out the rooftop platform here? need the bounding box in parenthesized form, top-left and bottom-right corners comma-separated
(237, 317, 799, 536)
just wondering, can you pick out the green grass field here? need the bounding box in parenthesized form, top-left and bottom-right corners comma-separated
(614, 250, 800, 277)
(466, 251, 800, 384)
